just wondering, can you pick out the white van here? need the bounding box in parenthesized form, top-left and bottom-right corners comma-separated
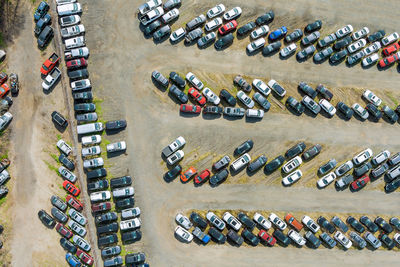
(120, 218, 141, 231)
(65, 36, 85, 49)
(386, 164, 400, 181)
(230, 153, 251, 171)
(77, 123, 103, 135)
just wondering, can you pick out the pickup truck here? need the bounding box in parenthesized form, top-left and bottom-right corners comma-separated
(42, 67, 61, 90)
(41, 53, 59, 75)
(162, 136, 186, 157)
(192, 227, 211, 244)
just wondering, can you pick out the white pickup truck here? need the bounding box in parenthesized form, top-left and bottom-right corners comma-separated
(162, 136, 186, 157)
(42, 67, 61, 91)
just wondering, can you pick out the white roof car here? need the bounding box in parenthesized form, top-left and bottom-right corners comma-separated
(268, 213, 287, 230)
(302, 215, 320, 233)
(336, 24, 353, 38)
(246, 109, 264, 118)
(317, 172, 337, 188)
(247, 38, 265, 53)
(353, 148, 373, 165)
(83, 157, 104, 169)
(138, 0, 162, 16)
(363, 90, 382, 106)
(222, 212, 242, 231)
(120, 218, 141, 231)
(167, 150, 184, 165)
(268, 79, 286, 97)
(280, 43, 297, 57)
(61, 24, 85, 38)
(372, 150, 390, 165)
(362, 53, 379, 67)
(71, 79, 91, 91)
(0, 170, 10, 186)
(347, 38, 366, 53)
(352, 103, 369, 120)
(140, 6, 164, 26)
(282, 170, 302, 186)
(60, 15, 81, 27)
(57, 139, 72, 155)
(57, 3, 81, 16)
(202, 88, 220, 105)
(352, 27, 369, 40)
(56, 0, 77, 5)
(65, 47, 89, 60)
(112, 186, 135, 198)
(335, 160, 354, 177)
(121, 207, 141, 219)
(288, 229, 306, 246)
(205, 18, 222, 32)
(251, 26, 269, 39)
(382, 32, 399, 46)
(106, 141, 127, 153)
(170, 27, 186, 42)
(185, 72, 204, 90)
(77, 122, 103, 135)
(68, 208, 87, 226)
(334, 231, 352, 249)
(206, 211, 226, 230)
(363, 41, 381, 56)
(162, 8, 179, 23)
(0, 112, 12, 131)
(81, 145, 101, 157)
(253, 212, 271, 230)
(207, 4, 225, 18)
(175, 213, 193, 230)
(230, 153, 251, 172)
(58, 166, 77, 183)
(68, 220, 86, 237)
(223, 7, 242, 21)
(81, 135, 101, 146)
(252, 79, 271, 96)
(65, 36, 85, 49)
(175, 225, 193, 242)
(42, 68, 61, 90)
(236, 90, 254, 108)
(72, 236, 91, 252)
(282, 156, 302, 174)
(162, 136, 186, 157)
(319, 99, 336, 117)
(90, 191, 111, 202)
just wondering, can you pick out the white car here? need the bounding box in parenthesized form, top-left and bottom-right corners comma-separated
(247, 38, 265, 53)
(57, 139, 72, 155)
(71, 79, 90, 91)
(353, 148, 373, 165)
(161, 8, 179, 23)
(282, 170, 302, 186)
(0, 170, 9, 186)
(138, 0, 162, 16)
(112, 186, 135, 198)
(362, 53, 379, 67)
(202, 88, 220, 105)
(81, 135, 101, 146)
(72, 236, 91, 252)
(58, 166, 77, 183)
(106, 141, 127, 153)
(302, 216, 320, 233)
(68, 220, 86, 237)
(382, 32, 399, 46)
(205, 18, 222, 32)
(162, 136, 186, 157)
(167, 150, 184, 165)
(56, 0, 76, 5)
(319, 99, 336, 117)
(236, 90, 254, 108)
(246, 109, 264, 118)
(222, 212, 242, 231)
(61, 24, 85, 38)
(121, 207, 141, 219)
(140, 6, 164, 26)
(68, 208, 87, 226)
(372, 150, 390, 165)
(81, 145, 101, 157)
(268, 213, 287, 230)
(347, 38, 366, 53)
(206, 211, 226, 230)
(60, 15, 81, 27)
(251, 26, 269, 39)
(288, 229, 306, 246)
(223, 7, 242, 21)
(362, 90, 382, 106)
(317, 172, 336, 188)
(207, 4, 225, 18)
(65, 36, 85, 49)
(230, 153, 251, 172)
(57, 3, 81, 16)
(185, 72, 204, 90)
(120, 218, 141, 231)
(175, 213, 193, 230)
(65, 47, 89, 60)
(394, 233, 400, 245)
(268, 79, 286, 97)
(334, 231, 352, 249)
(280, 43, 297, 57)
(282, 156, 302, 174)
(170, 27, 186, 42)
(336, 24, 353, 38)
(0, 112, 12, 131)
(363, 41, 381, 56)
(90, 191, 111, 202)
(253, 213, 271, 230)
(175, 225, 193, 242)
(352, 103, 369, 120)
(76, 122, 103, 135)
(252, 79, 270, 96)
(352, 27, 369, 40)
(83, 157, 104, 169)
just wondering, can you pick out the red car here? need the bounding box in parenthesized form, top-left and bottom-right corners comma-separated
(350, 175, 370, 191)
(188, 87, 206, 106)
(0, 84, 9, 98)
(0, 72, 7, 84)
(258, 230, 276, 246)
(55, 223, 73, 238)
(91, 202, 111, 213)
(66, 195, 83, 211)
(194, 169, 211, 184)
(76, 249, 94, 266)
(218, 20, 238, 35)
(379, 53, 399, 68)
(180, 104, 201, 114)
(284, 213, 303, 231)
(40, 53, 60, 75)
(66, 58, 87, 70)
(383, 42, 400, 56)
(63, 180, 80, 196)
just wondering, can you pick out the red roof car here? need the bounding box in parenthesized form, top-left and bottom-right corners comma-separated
(66, 58, 87, 70)
(180, 104, 201, 114)
(194, 169, 211, 184)
(91, 202, 111, 213)
(76, 249, 94, 266)
(0, 84, 10, 98)
(350, 175, 370, 191)
(66, 195, 83, 211)
(40, 53, 60, 75)
(218, 20, 238, 35)
(180, 167, 197, 183)
(63, 180, 80, 196)
(379, 53, 400, 68)
(0, 72, 7, 84)
(55, 222, 73, 238)
(382, 42, 400, 56)
(188, 87, 206, 106)
(284, 213, 303, 231)
(258, 230, 276, 246)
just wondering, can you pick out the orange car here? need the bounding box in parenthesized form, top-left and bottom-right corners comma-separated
(285, 213, 303, 231)
(180, 167, 197, 183)
(63, 180, 80, 196)
(0, 84, 10, 98)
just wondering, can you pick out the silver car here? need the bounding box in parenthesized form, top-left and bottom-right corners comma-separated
(364, 231, 381, 249)
(236, 91, 254, 108)
(223, 107, 245, 117)
(318, 33, 336, 47)
(314, 47, 333, 62)
(302, 96, 321, 114)
(302, 31, 320, 45)
(186, 14, 206, 31)
(347, 50, 365, 65)
(197, 32, 216, 47)
(185, 28, 203, 43)
(297, 45, 316, 60)
(112, 186, 134, 198)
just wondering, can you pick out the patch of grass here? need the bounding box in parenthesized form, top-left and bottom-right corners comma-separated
(0, 150, 8, 160)
(0, 33, 4, 48)
(100, 137, 111, 152)
(93, 97, 104, 118)
(43, 160, 60, 176)
(56, 134, 62, 140)
(0, 196, 7, 206)
(50, 153, 60, 163)
(385, 91, 399, 107)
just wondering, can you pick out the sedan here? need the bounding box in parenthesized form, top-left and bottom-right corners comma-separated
(317, 216, 335, 234)
(302, 95, 321, 114)
(83, 157, 104, 169)
(264, 155, 285, 173)
(336, 102, 353, 119)
(296, 45, 316, 60)
(66, 58, 87, 70)
(188, 88, 206, 105)
(285, 29, 303, 43)
(350, 175, 370, 191)
(253, 93, 271, 111)
(218, 20, 237, 35)
(56, 223, 73, 239)
(223, 7, 242, 21)
(347, 39, 367, 53)
(379, 53, 400, 68)
(267, 79, 286, 97)
(237, 22, 256, 36)
(364, 231, 381, 249)
(375, 217, 393, 233)
(314, 47, 333, 62)
(202, 87, 220, 105)
(352, 27, 369, 40)
(352, 103, 369, 120)
(347, 216, 365, 233)
(59, 154, 75, 170)
(381, 32, 399, 46)
(286, 96, 304, 114)
(169, 85, 188, 104)
(302, 144, 322, 161)
(349, 231, 367, 249)
(206, 211, 225, 231)
(185, 72, 203, 90)
(280, 43, 297, 57)
(252, 79, 270, 96)
(329, 50, 348, 64)
(180, 167, 197, 183)
(213, 155, 231, 171)
(317, 172, 336, 188)
(363, 41, 381, 56)
(318, 33, 336, 48)
(247, 155, 268, 172)
(282, 170, 302, 186)
(301, 31, 320, 45)
(383, 42, 400, 56)
(336, 24, 353, 38)
(72, 236, 91, 252)
(360, 216, 379, 233)
(254, 213, 272, 230)
(255, 10, 274, 25)
(161, 8, 179, 23)
(175, 226, 193, 243)
(194, 169, 211, 184)
(334, 231, 352, 249)
(382, 105, 399, 123)
(236, 91, 254, 108)
(207, 4, 225, 18)
(269, 26, 287, 40)
(234, 140, 254, 156)
(318, 159, 337, 175)
(250, 26, 269, 39)
(223, 212, 242, 231)
(170, 27, 185, 42)
(247, 38, 265, 53)
(319, 99, 336, 116)
(223, 107, 245, 117)
(197, 32, 216, 47)
(368, 30, 385, 42)
(282, 156, 302, 174)
(302, 216, 320, 233)
(220, 89, 236, 106)
(262, 41, 281, 55)
(203, 106, 223, 115)
(269, 213, 287, 230)
(362, 53, 379, 67)
(205, 18, 222, 32)
(51, 207, 68, 223)
(63, 180, 80, 196)
(105, 120, 126, 130)
(335, 160, 354, 177)
(175, 213, 193, 230)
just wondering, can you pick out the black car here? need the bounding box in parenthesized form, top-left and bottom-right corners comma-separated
(346, 216, 365, 233)
(238, 212, 256, 230)
(98, 234, 118, 247)
(37, 25, 53, 48)
(319, 232, 336, 248)
(305, 20, 322, 32)
(331, 216, 348, 233)
(365, 103, 382, 121)
(220, 89, 236, 106)
(385, 177, 400, 192)
(227, 229, 243, 246)
(169, 85, 188, 104)
(169, 72, 186, 88)
(262, 41, 281, 55)
(379, 233, 395, 250)
(115, 197, 135, 210)
(241, 229, 259, 246)
(318, 159, 337, 175)
(34, 1, 49, 21)
(34, 14, 51, 36)
(381, 105, 398, 123)
(298, 82, 317, 99)
(88, 179, 109, 191)
(285, 142, 306, 159)
(330, 50, 348, 64)
(375, 217, 393, 233)
(110, 176, 132, 188)
(125, 252, 146, 265)
(388, 152, 400, 167)
(144, 20, 161, 36)
(256, 10, 274, 25)
(51, 111, 68, 128)
(389, 217, 400, 231)
(237, 22, 256, 36)
(214, 33, 234, 50)
(264, 155, 285, 173)
(336, 102, 353, 119)
(105, 120, 127, 130)
(190, 212, 208, 230)
(286, 96, 304, 115)
(317, 216, 335, 234)
(234, 140, 254, 156)
(59, 154, 75, 170)
(68, 68, 89, 80)
(305, 231, 321, 248)
(354, 162, 372, 177)
(51, 207, 68, 223)
(302, 144, 322, 161)
(164, 165, 182, 182)
(367, 30, 385, 43)
(209, 169, 229, 186)
(203, 106, 223, 115)
(74, 103, 96, 113)
(38, 209, 55, 228)
(273, 229, 290, 246)
(73, 91, 93, 101)
(285, 29, 303, 43)
(60, 237, 77, 254)
(360, 216, 379, 233)
(247, 155, 267, 172)
(122, 230, 142, 244)
(95, 212, 118, 226)
(316, 84, 333, 101)
(87, 168, 107, 179)
(208, 227, 226, 244)
(97, 222, 119, 236)
(153, 25, 171, 41)
(334, 36, 352, 50)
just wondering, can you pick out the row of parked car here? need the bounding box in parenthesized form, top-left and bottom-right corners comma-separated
(0, 70, 19, 131)
(175, 210, 400, 250)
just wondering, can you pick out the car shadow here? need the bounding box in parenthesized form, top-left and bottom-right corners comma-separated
(361, 62, 377, 70)
(377, 64, 392, 71)
(151, 77, 168, 92)
(328, 57, 346, 66)
(106, 150, 127, 159)
(202, 112, 222, 120)
(184, 39, 197, 47)
(222, 114, 244, 121)
(313, 56, 329, 65)
(352, 113, 366, 122)
(279, 53, 294, 60)
(381, 115, 395, 124)
(179, 111, 201, 118)
(167, 91, 184, 105)
(198, 41, 215, 50)
(236, 32, 250, 40)
(245, 116, 262, 123)
(105, 128, 126, 136)
(52, 121, 67, 133)
(246, 48, 263, 57)
(42, 77, 61, 95)
(335, 109, 352, 121)
(302, 107, 318, 118)
(153, 34, 170, 45)
(285, 103, 302, 117)
(262, 48, 280, 58)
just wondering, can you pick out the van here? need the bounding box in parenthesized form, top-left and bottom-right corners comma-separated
(386, 164, 400, 181)
(230, 153, 251, 172)
(76, 122, 103, 135)
(65, 36, 85, 49)
(388, 152, 400, 167)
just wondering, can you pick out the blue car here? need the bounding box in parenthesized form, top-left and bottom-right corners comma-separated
(269, 26, 287, 40)
(34, 1, 50, 21)
(66, 253, 81, 267)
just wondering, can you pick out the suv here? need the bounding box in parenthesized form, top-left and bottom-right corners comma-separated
(237, 212, 255, 230)
(336, 102, 353, 119)
(227, 229, 244, 246)
(317, 216, 335, 233)
(360, 216, 378, 233)
(234, 140, 254, 156)
(364, 231, 381, 249)
(320, 232, 337, 248)
(298, 82, 317, 99)
(273, 230, 290, 246)
(37, 26, 54, 48)
(264, 155, 285, 173)
(305, 231, 321, 248)
(347, 216, 365, 233)
(52, 111, 68, 128)
(206, 211, 225, 231)
(302, 216, 320, 233)
(222, 212, 242, 231)
(110, 176, 132, 188)
(335, 161, 354, 177)
(286, 96, 304, 115)
(190, 212, 208, 230)
(234, 75, 251, 92)
(230, 154, 251, 172)
(285, 142, 306, 159)
(302, 95, 321, 114)
(335, 174, 354, 189)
